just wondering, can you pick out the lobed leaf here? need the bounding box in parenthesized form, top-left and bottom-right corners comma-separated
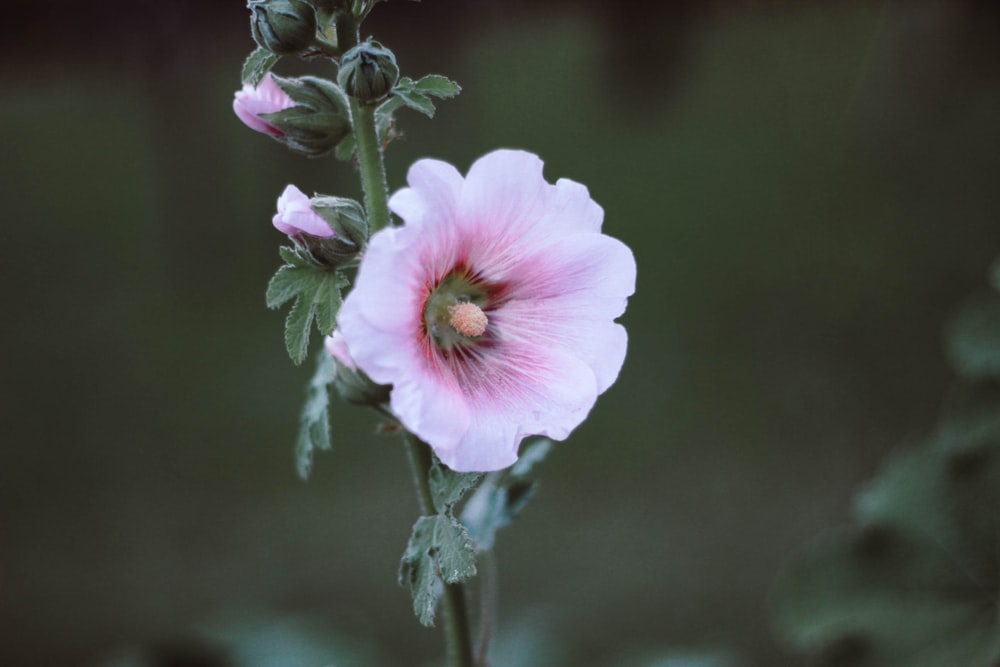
(267, 256, 349, 364)
(266, 265, 312, 309)
(414, 74, 461, 99)
(381, 77, 437, 119)
(284, 288, 317, 365)
(241, 47, 279, 86)
(294, 351, 336, 479)
(428, 460, 482, 515)
(398, 515, 477, 626)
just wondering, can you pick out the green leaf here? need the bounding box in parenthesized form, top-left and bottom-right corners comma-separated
(294, 350, 336, 480)
(428, 460, 482, 515)
(267, 260, 349, 364)
(398, 515, 477, 626)
(265, 265, 311, 308)
(414, 74, 461, 99)
(284, 287, 317, 365)
(771, 526, 993, 666)
(773, 433, 1000, 666)
(313, 274, 345, 335)
(384, 77, 436, 118)
(278, 245, 310, 267)
(242, 47, 279, 87)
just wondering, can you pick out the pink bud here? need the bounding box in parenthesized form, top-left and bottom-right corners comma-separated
(272, 185, 335, 238)
(232, 73, 294, 136)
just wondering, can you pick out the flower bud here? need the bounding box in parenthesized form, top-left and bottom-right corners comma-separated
(337, 40, 399, 103)
(325, 332, 392, 406)
(233, 73, 296, 136)
(273, 187, 368, 267)
(310, 195, 368, 250)
(259, 75, 352, 156)
(273, 185, 333, 238)
(249, 0, 317, 56)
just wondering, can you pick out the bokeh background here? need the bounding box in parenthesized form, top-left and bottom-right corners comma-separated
(4, 1, 1000, 665)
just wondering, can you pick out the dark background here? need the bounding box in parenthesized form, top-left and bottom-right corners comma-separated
(3, 1, 1000, 665)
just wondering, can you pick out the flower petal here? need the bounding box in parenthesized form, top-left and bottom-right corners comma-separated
(338, 148, 635, 471)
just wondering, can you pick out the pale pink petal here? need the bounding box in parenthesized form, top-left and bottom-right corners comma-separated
(273, 184, 333, 238)
(388, 158, 464, 230)
(233, 73, 294, 136)
(341, 225, 427, 333)
(390, 373, 471, 453)
(324, 330, 356, 370)
(338, 148, 636, 472)
(539, 178, 605, 234)
(458, 149, 548, 235)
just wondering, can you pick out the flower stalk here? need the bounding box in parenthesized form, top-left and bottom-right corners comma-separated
(337, 14, 391, 234)
(403, 433, 476, 667)
(350, 99, 392, 232)
(341, 10, 470, 662)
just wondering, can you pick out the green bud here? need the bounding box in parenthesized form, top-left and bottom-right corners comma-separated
(261, 75, 353, 157)
(249, 0, 317, 56)
(260, 107, 351, 156)
(310, 196, 368, 249)
(294, 195, 367, 266)
(338, 40, 400, 103)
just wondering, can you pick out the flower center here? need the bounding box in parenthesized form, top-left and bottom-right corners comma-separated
(423, 269, 490, 349)
(448, 302, 488, 337)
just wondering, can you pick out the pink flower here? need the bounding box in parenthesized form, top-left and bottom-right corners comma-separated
(324, 330, 356, 371)
(273, 185, 334, 238)
(232, 73, 294, 136)
(338, 149, 636, 472)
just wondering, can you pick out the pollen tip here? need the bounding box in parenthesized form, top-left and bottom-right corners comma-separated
(448, 302, 488, 337)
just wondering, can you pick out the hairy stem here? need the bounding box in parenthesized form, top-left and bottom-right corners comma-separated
(351, 99, 392, 232)
(337, 14, 392, 234)
(403, 433, 477, 667)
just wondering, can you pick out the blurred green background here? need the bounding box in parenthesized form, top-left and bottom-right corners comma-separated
(3, 1, 1000, 665)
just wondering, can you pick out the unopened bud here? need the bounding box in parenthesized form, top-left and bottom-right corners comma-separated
(310, 196, 368, 250)
(260, 75, 352, 157)
(337, 40, 399, 103)
(249, 0, 317, 56)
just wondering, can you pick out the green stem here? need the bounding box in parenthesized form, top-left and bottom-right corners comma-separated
(336, 15, 392, 234)
(338, 14, 468, 665)
(403, 433, 476, 667)
(351, 99, 392, 233)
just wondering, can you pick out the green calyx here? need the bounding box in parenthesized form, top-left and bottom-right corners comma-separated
(338, 40, 399, 103)
(249, 0, 318, 56)
(423, 273, 489, 350)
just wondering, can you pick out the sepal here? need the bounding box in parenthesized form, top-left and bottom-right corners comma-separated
(309, 195, 367, 250)
(262, 75, 353, 157)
